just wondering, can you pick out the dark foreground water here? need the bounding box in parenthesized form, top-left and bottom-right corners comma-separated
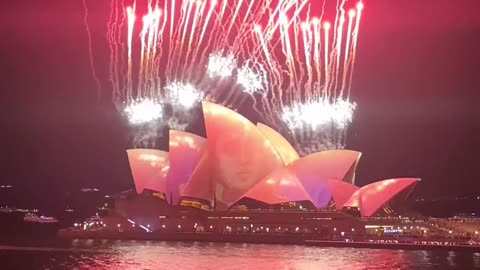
(1, 240, 480, 270)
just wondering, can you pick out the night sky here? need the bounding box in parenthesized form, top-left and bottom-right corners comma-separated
(1, 0, 479, 209)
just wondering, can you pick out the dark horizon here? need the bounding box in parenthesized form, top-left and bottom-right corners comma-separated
(1, 0, 479, 211)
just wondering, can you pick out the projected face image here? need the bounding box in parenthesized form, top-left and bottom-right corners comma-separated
(213, 130, 262, 205)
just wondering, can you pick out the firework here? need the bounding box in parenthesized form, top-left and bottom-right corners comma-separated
(281, 98, 356, 154)
(167, 117, 189, 131)
(282, 98, 356, 130)
(207, 52, 237, 79)
(331, 99, 357, 129)
(165, 81, 203, 109)
(255, 0, 363, 152)
(282, 100, 332, 130)
(124, 98, 163, 125)
(83, 0, 364, 152)
(117, 0, 279, 103)
(237, 62, 267, 95)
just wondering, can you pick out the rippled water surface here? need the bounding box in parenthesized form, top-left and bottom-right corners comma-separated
(1, 241, 480, 270)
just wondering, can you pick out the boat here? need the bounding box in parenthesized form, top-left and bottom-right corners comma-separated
(24, 213, 39, 222)
(24, 213, 59, 224)
(38, 216, 59, 224)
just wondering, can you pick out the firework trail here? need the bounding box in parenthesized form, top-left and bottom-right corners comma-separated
(82, 0, 102, 103)
(83, 0, 364, 153)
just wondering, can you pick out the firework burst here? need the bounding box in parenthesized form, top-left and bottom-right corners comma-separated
(124, 98, 163, 125)
(165, 81, 203, 109)
(207, 52, 237, 79)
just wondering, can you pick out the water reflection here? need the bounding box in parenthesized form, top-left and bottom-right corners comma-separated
(474, 252, 480, 268)
(2, 241, 478, 269)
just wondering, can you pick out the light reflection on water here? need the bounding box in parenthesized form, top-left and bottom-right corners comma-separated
(2, 240, 480, 270)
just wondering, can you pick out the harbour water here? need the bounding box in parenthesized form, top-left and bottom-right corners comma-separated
(1, 240, 480, 270)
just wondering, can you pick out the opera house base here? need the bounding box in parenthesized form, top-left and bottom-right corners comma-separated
(58, 201, 480, 252)
(57, 229, 480, 251)
(58, 194, 480, 251)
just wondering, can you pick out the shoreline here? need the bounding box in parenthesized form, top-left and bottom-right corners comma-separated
(58, 229, 480, 251)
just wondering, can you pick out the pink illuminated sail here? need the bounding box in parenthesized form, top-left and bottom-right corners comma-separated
(287, 150, 360, 208)
(126, 149, 169, 194)
(240, 167, 312, 205)
(327, 179, 360, 210)
(182, 149, 213, 202)
(166, 130, 207, 204)
(199, 101, 282, 209)
(256, 122, 299, 165)
(289, 150, 361, 182)
(344, 178, 420, 217)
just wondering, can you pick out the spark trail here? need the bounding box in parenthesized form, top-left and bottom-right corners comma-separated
(82, 0, 102, 103)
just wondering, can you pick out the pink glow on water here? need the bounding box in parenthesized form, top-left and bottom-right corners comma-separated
(29, 241, 470, 269)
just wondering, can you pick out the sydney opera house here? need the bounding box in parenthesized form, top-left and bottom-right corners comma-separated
(98, 101, 421, 237)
